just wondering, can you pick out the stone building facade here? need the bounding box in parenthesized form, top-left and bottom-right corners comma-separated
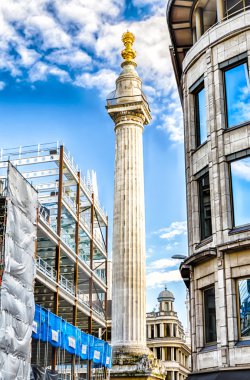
(146, 288, 190, 380)
(167, 0, 250, 378)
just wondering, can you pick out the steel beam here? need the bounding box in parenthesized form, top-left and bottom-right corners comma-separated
(52, 145, 64, 371)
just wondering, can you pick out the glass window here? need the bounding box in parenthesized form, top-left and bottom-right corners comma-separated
(231, 157, 250, 227)
(195, 86, 207, 146)
(204, 286, 217, 344)
(238, 278, 250, 338)
(199, 172, 212, 240)
(224, 62, 250, 128)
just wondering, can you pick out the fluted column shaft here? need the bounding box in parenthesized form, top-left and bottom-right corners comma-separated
(112, 115, 146, 351)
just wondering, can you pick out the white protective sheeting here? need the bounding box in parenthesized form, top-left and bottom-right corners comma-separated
(0, 164, 38, 380)
(0, 351, 31, 379)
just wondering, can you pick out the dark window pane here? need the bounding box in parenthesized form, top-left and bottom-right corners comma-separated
(151, 324, 154, 338)
(167, 347, 171, 361)
(199, 173, 212, 240)
(156, 324, 160, 337)
(238, 279, 250, 337)
(225, 63, 250, 128)
(204, 287, 217, 344)
(156, 347, 161, 359)
(166, 323, 170, 337)
(226, 0, 243, 15)
(231, 157, 250, 227)
(173, 324, 177, 337)
(225, 0, 247, 16)
(196, 87, 207, 146)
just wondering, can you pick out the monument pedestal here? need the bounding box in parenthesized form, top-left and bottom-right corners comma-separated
(111, 349, 166, 380)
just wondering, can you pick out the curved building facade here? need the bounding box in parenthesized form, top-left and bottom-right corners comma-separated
(167, 1, 250, 378)
(146, 288, 190, 380)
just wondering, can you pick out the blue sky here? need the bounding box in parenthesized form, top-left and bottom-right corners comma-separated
(0, 0, 188, 326)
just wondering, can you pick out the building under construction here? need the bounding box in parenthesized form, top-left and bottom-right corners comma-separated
(0, 142, 110, 379)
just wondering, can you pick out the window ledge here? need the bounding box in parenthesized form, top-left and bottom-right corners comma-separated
(199, 344, 217, 353)
(223, 120, 250, 132)
(235, 340, 250, 347)
(195, 236, 213, 250)
(191, 140, 208, 154)
(229, 225, 250, 235)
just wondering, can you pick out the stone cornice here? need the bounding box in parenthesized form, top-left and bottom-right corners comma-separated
(106, 100, 151, 125)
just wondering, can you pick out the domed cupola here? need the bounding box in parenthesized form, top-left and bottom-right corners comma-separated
(158, 286, 175, 312)
(158, 285, 175, 302)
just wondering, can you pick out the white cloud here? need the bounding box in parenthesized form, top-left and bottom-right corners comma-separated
(147, 269, 182, 288)
(74, 69, 117, 97)
(165, 244, 173, 251)
(157, 100, 184, 143)
(157, 221, 187, 240)
(28, 15, 71, 50)
(148, 258, 180, 270)
(29, 62, 70, 83)
(146, 246, 154, 258)
(232, 87, 250, 125)
(16, 46, 40, 67)
(47, 49, 91, 68)
(0, 81, 5, 90)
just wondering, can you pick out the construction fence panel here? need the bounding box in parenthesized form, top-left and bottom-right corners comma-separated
(32, 305, 112, 368)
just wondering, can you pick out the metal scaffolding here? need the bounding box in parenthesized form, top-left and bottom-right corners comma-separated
(0, 142, 109, 379)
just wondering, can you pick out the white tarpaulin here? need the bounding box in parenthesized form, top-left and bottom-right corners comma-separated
(0, 164, 37, 379)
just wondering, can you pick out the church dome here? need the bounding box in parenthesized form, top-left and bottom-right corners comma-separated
(157, 286, 175, 302)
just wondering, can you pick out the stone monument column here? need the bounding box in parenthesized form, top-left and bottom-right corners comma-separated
(106, 32, 165, 380)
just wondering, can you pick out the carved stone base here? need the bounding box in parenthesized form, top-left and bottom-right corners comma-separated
(111, 349, 166, 380)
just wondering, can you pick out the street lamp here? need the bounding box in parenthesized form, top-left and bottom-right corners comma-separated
(171, 254, 190, 287)
(171, 254, 187, 260)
